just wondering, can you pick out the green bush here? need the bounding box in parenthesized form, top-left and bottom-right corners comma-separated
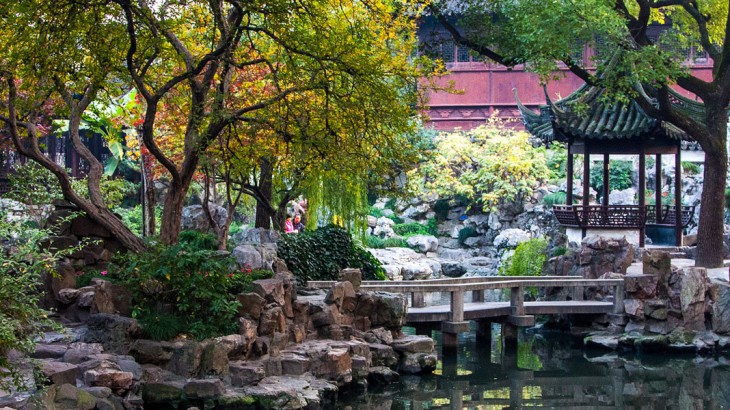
(278, 225, 387, 284)
(500, 237, 548, 278)
(458, 226, 477, 245)
(546, 142, 567, 180)
(366, 236, 409, 249)
(229, 269, 274, 294)
(542, 191, 567, 207)
(0, 216, 66, 391)
(109, 242, 240, 340)
(425, 218, 439, 236)
(433, 199, 450, 221)
(179, 230, 219, 251)
(393, 222, 428, 236)
(589, 160, 634, 202)
(369, 206, 384, 218)
(114, 205, 162, 236)
(500, 237, 548, 299)
(552, 246, 568, 257)
(681, 161, 701, 175)
(138, 313, 185, 341)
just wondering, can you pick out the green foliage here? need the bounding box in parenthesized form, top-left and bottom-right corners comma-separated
(500, 238, 548, 278)
(433, 199, 450, 221)
(366, 236, 409, 249)
(0, 216, 67, 391)
(681, 161, 701, 175)
(278, 225, 386, 284)
(590, 160, 634, 201)
(229, 269, 274, 295)
(71, 176, 136, 209)
(138, 313, 184, 341)
(546, 143, 568, 181)
(109, 242, 240, 340)
(114, 205, 162, 236)
(500, 237, 548, 299)
(726, 189, 730, 210)
(393, 222, 429, 236)
(425, 218, 439, 236)
(411, 119, 550, 211)
(458, 226, 478, 245)
(552, 246, 568, 257)
(179, 230, 219, 251)
(7, 161, 62, 206)
(542, 191, 567, 207)
(369, 206, 384, 218)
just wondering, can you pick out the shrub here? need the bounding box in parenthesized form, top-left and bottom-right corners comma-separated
(425, 218, 439, 236)
(500, 237, 548, 278)
(589, 160, 633, 202)
(458, 226, 477, 245)
(552, 246, 568, 257)
(393, 222, 428, 236)
(114, 205, 162, 236)
(433, 199, 450, 220)
(542, 191, 567, 207)
(179, 230, 219, 251)
(681, 161, 701, 175)
(0, 216, 66, 391)
(138, 313, 184, 341)
(109, 242, 240, 340)
(229, 269, 274, 294)
(500, 237, 548, 299)
(366, 236, 409, 249)
(278, 225, 387, 284)
(369, 206, 384, 218)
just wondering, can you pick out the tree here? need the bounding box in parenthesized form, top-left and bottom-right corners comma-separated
(0, 1, 148, 252)
(432, 0, 730, 267)
(1, 0, 429, 249)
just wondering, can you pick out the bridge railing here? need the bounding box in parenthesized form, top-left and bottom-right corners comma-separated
(308, 276, 625, 325)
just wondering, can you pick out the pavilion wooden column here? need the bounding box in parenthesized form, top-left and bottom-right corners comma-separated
(656, 154, 662, 221)
(582, 143, 590, 239)
(583, 144, 590, 207)
(638, 149, 646, 248)
(567, 141, 574, 205)
(675, 144, 682, 246)
(602, 153, 609, 206)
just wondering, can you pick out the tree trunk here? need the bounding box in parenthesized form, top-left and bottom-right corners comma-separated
(695, 120, 728, 268)
(255, 157, 273, 229)
(159, 180, 187, 245)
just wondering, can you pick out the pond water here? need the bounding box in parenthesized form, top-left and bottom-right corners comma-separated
(337, 325, 730, 409)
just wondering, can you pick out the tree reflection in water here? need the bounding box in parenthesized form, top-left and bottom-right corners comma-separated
(337, 325, 730, 409)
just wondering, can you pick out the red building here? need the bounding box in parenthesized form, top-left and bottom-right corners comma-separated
(419, 22, 714, 131)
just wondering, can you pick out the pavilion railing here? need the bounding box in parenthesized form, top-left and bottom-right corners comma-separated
(645, 205, 695, 227)
(552, 205, 646, 229)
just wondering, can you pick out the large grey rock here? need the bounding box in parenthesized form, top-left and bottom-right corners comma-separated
(231, 228, 280, 245)
(680, 268, 709, 331)
(711, 280, 730, 334)
(406, 235, 438, 253)
(82, 314, 141, 355)
(233, 244, 263, 270)
(401, 263, 432, 280)
(609, 188, 636, 205)
(181, 204, 228, 233)
(41, 361, 78, 386)
(369, 292, 407, 330)
(493, 228, 530, 249)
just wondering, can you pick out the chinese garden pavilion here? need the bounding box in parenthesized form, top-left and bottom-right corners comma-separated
(515, 84, 698, 247)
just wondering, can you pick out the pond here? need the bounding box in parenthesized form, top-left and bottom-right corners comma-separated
(337, 325, 730, 409)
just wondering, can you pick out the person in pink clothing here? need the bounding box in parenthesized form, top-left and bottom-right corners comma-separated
(284, 215, 295, 233)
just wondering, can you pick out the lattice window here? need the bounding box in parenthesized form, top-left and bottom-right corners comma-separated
(441, 40, 455, 63)
(457, 45, 471, 62)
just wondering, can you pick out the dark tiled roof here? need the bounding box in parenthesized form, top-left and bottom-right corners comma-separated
(515, 85, 698, 143)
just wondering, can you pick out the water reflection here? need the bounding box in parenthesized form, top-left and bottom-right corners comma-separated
(338, 325, 730, 409)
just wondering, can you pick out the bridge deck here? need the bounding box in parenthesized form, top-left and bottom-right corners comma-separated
(407, 300, 615, 322)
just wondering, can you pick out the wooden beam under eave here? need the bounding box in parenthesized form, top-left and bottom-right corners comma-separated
(567, 141, 574, 205)
(639, 149, 646, 248)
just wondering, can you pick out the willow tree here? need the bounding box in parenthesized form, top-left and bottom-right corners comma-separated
(432, 0, 730, 267)
(1, 0, 430, 248)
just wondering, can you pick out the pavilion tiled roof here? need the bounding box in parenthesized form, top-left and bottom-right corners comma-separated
(514, 83, 700, 145)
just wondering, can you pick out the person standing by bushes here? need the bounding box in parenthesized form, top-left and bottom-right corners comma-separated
(284, 215, 295, 233)
(293, 215, 305, 233)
